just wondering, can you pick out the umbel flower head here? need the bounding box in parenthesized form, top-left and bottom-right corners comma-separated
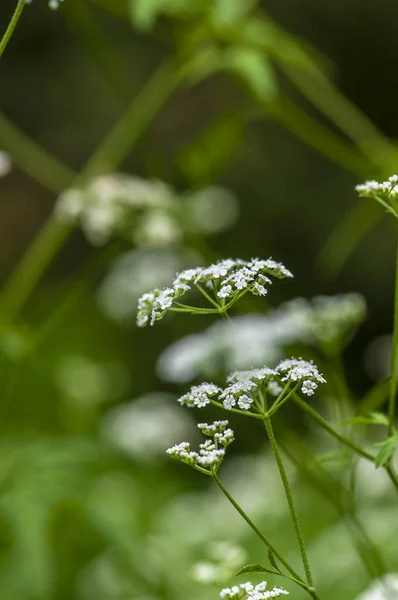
(220, 581, 289, 599)
(166, 420, 234, 475)
(177, 359, 326, 417)
(356, 175, 398, 218)
(136, 257, 293, 327)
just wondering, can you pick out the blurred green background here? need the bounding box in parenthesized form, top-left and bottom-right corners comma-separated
(1, 1, 398, 599)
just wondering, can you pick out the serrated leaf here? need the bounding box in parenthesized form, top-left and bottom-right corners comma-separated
(268, 549, 282, 573)
(235, 564, 267, 576)
(129, 0, 165, 31)
(224, 47, 277, 102)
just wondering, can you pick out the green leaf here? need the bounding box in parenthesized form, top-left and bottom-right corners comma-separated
(375, 433, 398, 468)
(235, 564, 267, 576)
(268, 549, 282, 573)
(129, 0, 165, 31)
(224, 46, 277, 102)
(342, 412, 389, 427)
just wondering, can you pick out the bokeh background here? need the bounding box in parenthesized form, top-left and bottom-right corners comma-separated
(1, 1, 398, 599)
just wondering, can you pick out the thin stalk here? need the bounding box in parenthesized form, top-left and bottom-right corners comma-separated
(0, 112, 75, 192)
(292, 393, 398, 493)
(210, 400, 263, 420)
(263, 417, 314, 588)
(0, 0, 25, 58)
(0, 57, 185, 321)
(195, 284, 220, 309)
(212, 474, 305, 584)
(388, 238, 398, 438)
(293, 393, 375, 462)
(264, 97, 371, 177)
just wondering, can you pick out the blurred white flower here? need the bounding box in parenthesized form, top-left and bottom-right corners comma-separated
(192, 541, 247, 583)
(354, 574, 398, 600)
(0, 150, 12, 177)
(157, 294, 366, 383)
(98, 249, 186, 322)
(134, 210, 182, 246)
(101, 392, 197, 461)
(184, 186, 239, 234)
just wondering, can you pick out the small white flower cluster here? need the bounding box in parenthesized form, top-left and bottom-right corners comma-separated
(177, 383, 221, 408)
(137, 257, 293, 327)
(55, 174, 176, 246)
(220, 581, 289, 600)
(355, 175, 398, 199)
(177, 360, 325, 413)
(278, 358, 326, 396)
(356, 175, 398, 216)
(166, 420, 234, 473)
(56, 175, 239, 247)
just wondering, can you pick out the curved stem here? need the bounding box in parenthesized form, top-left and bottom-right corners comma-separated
(212, 474, 305, 584)
(0, 0, 25, 58)
(388, 237, 398, 438)
(263, 417, 314, 588)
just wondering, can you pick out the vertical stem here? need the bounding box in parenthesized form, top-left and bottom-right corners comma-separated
(0, 0, 25, 58)
(388, 237, 398, 438)
(263, 417, 314, 588)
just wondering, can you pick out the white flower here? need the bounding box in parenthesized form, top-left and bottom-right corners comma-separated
(137, 257, 292, 326)
(218, 285, 233, 298)
(167, 420, 234, 473)
(177, 383, 221, 408)
(277, 358, 326, 395)
(238, 394, 253, 410)
(356, 175, 398, 216)
(219, 581, 289, 600)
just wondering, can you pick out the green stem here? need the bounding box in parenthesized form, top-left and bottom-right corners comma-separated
(0, 112, 75, 192)
(277, 60, 396, 169)
(195, 284, 220, 309)
(212, 474, 305, 585)
(264, 97, 371, 177)
(0, 0, 25, 58)
(292, 393, 398, 493)
(0, 57, 185, 321)
(388, 237, 398, 438)
(83, 58, 185, 177)
(263, 417, 314, 588)
(210, 400, 263, 420)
